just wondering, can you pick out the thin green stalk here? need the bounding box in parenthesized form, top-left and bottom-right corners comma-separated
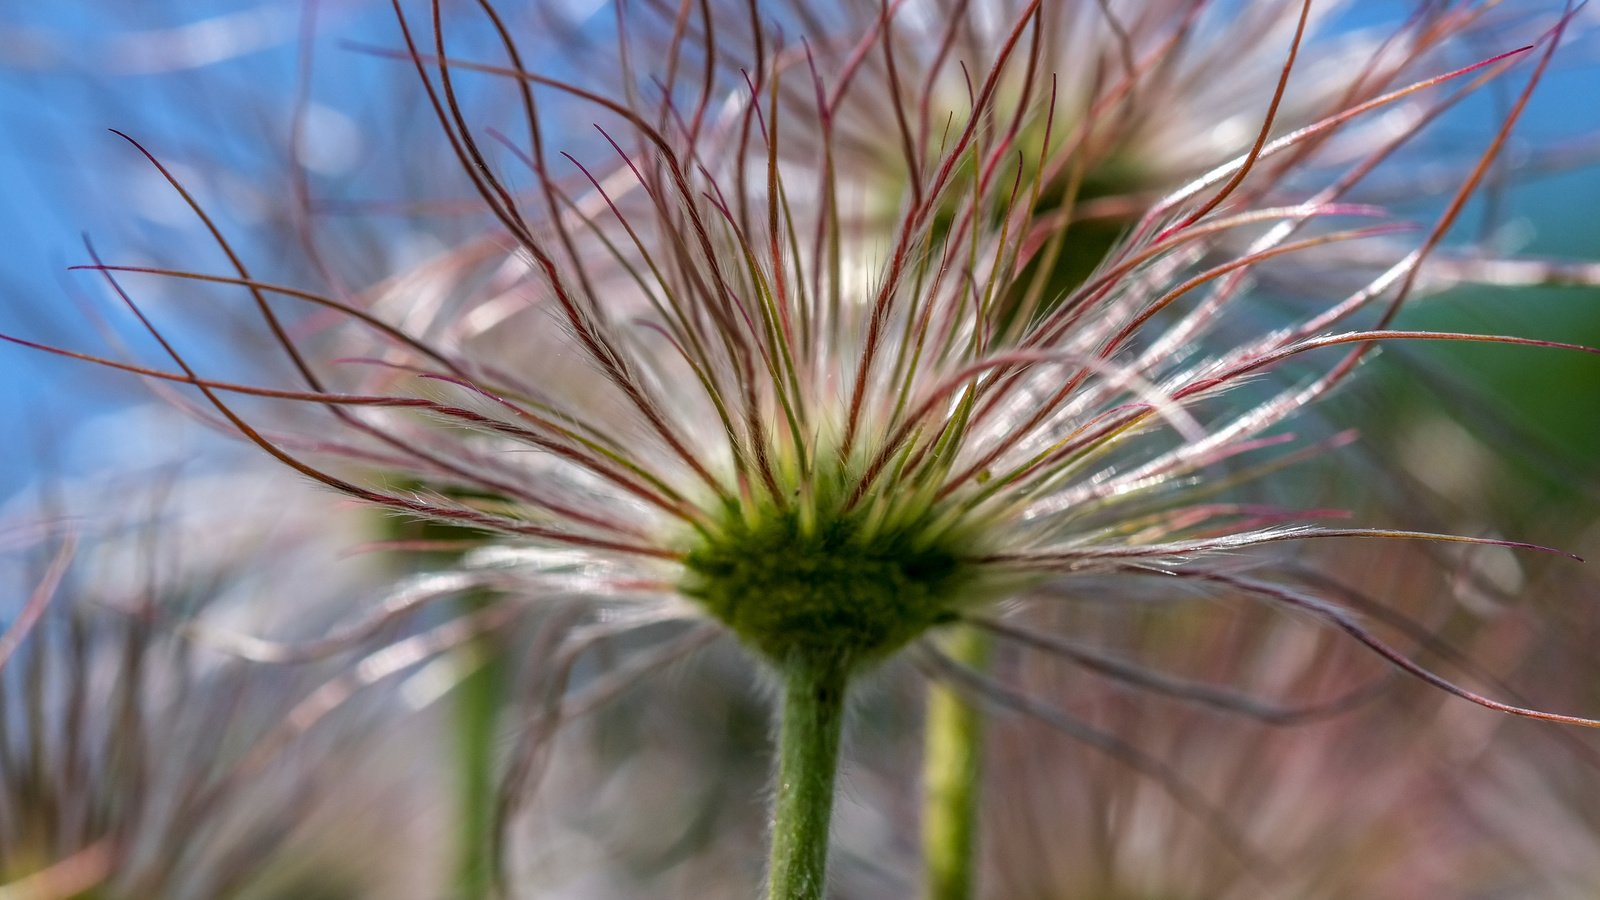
(454, 594, 505, 900)
(921, 626, 991, 900)
(767, 657, 851, 900)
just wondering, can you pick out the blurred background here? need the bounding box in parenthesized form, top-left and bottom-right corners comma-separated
(2, 1, 1599, 898)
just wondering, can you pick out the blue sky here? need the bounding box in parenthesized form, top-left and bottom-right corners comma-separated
(0, 1, 456, 499)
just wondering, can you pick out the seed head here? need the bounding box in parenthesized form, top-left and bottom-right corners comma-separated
(25, 0, 1599, 694)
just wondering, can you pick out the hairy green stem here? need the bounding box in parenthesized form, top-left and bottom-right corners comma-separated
(767, 657, 851, 900)
(921, 627, 991, 900)
(454, 595, 506, 900)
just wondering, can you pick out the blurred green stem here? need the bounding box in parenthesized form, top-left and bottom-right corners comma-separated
(455, 593, 505, 900)
(767, 657, 850, 900)
(922, 626, 991, 900)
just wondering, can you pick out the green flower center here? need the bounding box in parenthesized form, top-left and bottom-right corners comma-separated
(681, 491, 976, 670)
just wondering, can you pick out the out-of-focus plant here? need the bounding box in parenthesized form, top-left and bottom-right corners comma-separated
(0, 460, 458, 899)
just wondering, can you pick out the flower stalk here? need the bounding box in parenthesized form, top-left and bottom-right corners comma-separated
(768, 655, 851, 900)
(921, 626, 992, 900)
(453, 593, 506, 900)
